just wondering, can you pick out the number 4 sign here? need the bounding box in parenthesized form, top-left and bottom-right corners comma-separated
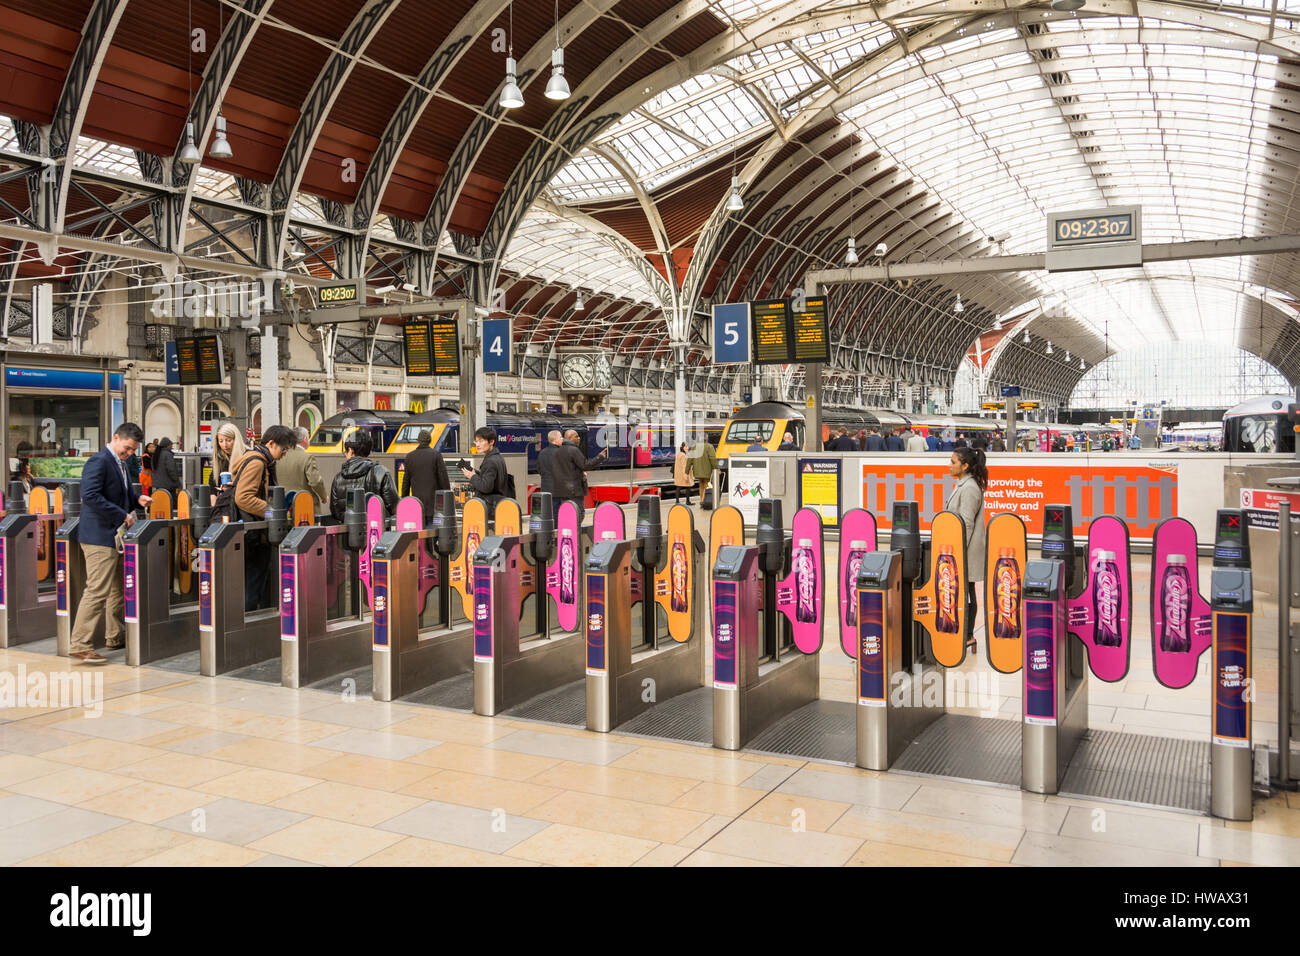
(713, 302, 751, 365)
(482, 318, 511, 373)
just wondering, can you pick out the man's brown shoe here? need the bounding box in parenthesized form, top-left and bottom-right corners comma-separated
(70, 651, 108, 664)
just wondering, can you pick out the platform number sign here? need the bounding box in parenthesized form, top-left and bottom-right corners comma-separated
(713, 302, 751, 365)
(482, 319, 511, 374)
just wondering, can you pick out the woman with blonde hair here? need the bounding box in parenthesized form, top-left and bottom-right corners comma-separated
(209, 421, 247, 492)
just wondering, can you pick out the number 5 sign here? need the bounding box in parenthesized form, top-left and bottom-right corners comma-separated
(713, 302, 751, 365)
(482, 318, 511, 373)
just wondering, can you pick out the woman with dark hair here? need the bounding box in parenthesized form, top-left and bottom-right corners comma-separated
(946, 445, 988, 652)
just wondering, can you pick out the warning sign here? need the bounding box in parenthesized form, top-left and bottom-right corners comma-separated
(799, 458, 841, 527)
(1240, 487, 1300, 530)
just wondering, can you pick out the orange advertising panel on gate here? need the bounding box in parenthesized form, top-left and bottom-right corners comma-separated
(858, 460, 1178, 538)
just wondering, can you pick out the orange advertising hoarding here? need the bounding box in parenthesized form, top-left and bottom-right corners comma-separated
(858, 460, 1178, 538)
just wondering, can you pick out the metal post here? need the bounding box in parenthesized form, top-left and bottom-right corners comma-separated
(1006, 399, 1017, 452)
(1280, 501, 1292, 786)
(807, 361, 823, 453)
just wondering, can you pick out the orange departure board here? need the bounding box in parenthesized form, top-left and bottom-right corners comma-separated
(175, 334, 225, 385)
(430, 318, 461, 376)
(403, 320, 433, 376)
(751, 298, 791, 365)
(790, 296, 830, 363)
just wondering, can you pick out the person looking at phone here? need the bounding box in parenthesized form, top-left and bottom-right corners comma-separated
(460, 427, 511, 510)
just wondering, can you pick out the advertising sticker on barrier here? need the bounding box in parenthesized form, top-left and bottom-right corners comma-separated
(0, 536, 6, 610)
(1212, 612, 1251, 747)
(857, 590, 887, 707)
(280, 554, 297, 641)
(1024, 598, 1057, 725)
(372, 559, 389, 649)
(1066, 515, 1132, 681)
(914, 510, 967, 668)
(55, 539, 68, 616)
(859, 460, 1177, 539)
(654, 504, 696, 643)
(774, 507, 825, 654)
(123, 542, 138, 624)
(984, 513, 1027, 675)
(798, 458, 841, 527)
(1150, 517, 1212, 689)
(728, 457, 769, 526)
(838, 508, 878, 658)
(473, 564, 493, 661)
(586, 574, 606, 675)
(198, 548, 214, 632)
(712, 580, 738, 688)
(546, 501, 582, 633)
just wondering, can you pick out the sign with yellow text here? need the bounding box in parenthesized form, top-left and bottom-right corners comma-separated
(797, 458, 841, 527)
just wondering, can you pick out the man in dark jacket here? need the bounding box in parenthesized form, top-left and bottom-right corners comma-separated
(330, 429, 400, 521)
(150, 436, 182, 500)
(829, 427, 857, 451)
(69, 422, 152, 663)
(862, 427, 886, 452)
(549, 429, 605, 520)
(459, 426, 511, 512)
(400, 429, 450, 521)
(883, 427, 905, 452)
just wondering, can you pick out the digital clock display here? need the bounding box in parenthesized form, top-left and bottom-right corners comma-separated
(1051, 213, 1134, 245)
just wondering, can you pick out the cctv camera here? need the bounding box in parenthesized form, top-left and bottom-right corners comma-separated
(873, 243, 887, 257)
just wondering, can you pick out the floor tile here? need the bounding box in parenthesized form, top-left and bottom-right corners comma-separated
(307, 754, 438, 792)
(203, 738, 336, 774)
(488, 729, 636, 766)
(17, 821, 190, 866)
(847, 840, 1012, 867)
(530, 760, 700, 805)
(1058, 804, 1201, 854)
(77, 781, 211, 824)
(529, 790, 711, 843)
(387, 713, 515, 745)
(302, 701, 410, 731)
(1198, 824, 1300, 865)
(248, 817, 404, 866)
(678, 849, 783, 866)
(901, 784, 1068, 833)
(244, 854, 321, 867)
(379, 800, 549, 853)
(0, 754, 72, 787)
(196, 767, 323, 804)
(133, 838, 268, 867)
(46, 714, 180, 743)
(609, 746, 767, 784)
(0, 793, 68, 829)
(697, 818, 863, 866)
(830, 804, 1024, 862)
(505, 824, 657, 866)
(158, 796, 308, 845)
(676, 813, 735, 849)
(310, 728, 437, 762)
(397, 770, 561, 815)
(634, 844, 694, 867)
(0, 806, 126, 865)
(357, 836, 537, 867)
(118, 752, 239, 788)
(1225, 801, 1300, 838)
(8, 766, 135, 805)
(155, 731, 250, 755)
(0, 723, 83, 754)
(777, 767, 920, 811)
(407, 742, 559, 781)
(272, 781, 424, 827)
(671, 781, 768, 816)
(739, 763, 800, 791)
(742, 791, 852, 832)
(1014, 829, 1213, 866)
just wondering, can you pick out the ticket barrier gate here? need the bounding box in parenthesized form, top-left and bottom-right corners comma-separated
(123, 487, 201, 667)
(196, 485, 294, 676)
(472, 493, 588, 716)
(712, 500, 820, 750)
(279, 491, 372, 689)
(370, 490, 474, 703)
(1208, 509, 1254, 821)
(585, 498, 707, 733)
(55, 484, 86, 655)
(0, 480, 58, 647)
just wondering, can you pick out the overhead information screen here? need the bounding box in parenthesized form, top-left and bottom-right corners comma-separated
(175, 334, 225, 386)
(790, 296, 830, 363)
(751, 298, 791, 365)
(430, 318, 461, 376)
(402, 320, 433, 376)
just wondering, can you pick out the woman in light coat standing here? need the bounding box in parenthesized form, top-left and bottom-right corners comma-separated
(673, 442, 694, 503)
(945, 445, 988, 652)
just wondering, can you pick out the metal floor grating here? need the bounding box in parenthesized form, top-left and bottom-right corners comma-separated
(745, 700, 858, 764)
(503, 678, 587, 726)
(308, 665, 372, 697)
(15, 637, 57, 655)
(892, 714, 1023, 786)
(615, 686, 713, 744)
(403, 671, 475, 711)
(1060, 730, 1210, 813)
(225, 656, 283, 685)
(150, 649, 201, 674)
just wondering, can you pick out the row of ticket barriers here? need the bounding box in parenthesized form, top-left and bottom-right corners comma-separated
(0, 477, 1261, 820)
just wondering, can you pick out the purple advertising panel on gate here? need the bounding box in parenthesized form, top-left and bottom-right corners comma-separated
(838, 508, 878, 659)
(279, 554, 297, 640)
(198, 548, 214, 630)
(712, 581, 738, 687)
(857, 590, 886, 706)
(55, 539, 68, 616)
(123, 542, 138, 623)
(586, 574, 606, 672)
(1212, 612, 1250, 747)
(775, 508, 825, 654)
(372, 560, 389, 648)
(1066, 515, 1132, 682)
(1150, 517, 1213, 689)
(473, 565, 493, 660)
(1024, 600, 1056, 725)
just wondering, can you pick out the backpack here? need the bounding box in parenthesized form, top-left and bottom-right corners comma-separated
(211, 449, 270, 523)
(497, 458, 517, 500)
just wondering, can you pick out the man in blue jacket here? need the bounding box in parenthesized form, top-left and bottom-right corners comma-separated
(69, 422, 152, 663)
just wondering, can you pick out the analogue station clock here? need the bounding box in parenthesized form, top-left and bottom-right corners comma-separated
(559, 351, 612, 394)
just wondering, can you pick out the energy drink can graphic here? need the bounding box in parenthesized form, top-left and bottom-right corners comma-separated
(844, 539, 866, 626)
(559, 530, 575, 605)
(992, 547, 1021, 640)
(795, 538, 815, 623)
(670, 534, 687, 612)
(935, 546, 960, 634)
(1160, 554, 1191, 652)
(1092, 549, 1121, 646)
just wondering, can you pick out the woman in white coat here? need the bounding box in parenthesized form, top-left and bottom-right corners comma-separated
(945, 446, 988, 652)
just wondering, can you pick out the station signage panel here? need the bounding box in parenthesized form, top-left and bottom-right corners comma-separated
(1001, 385, 1021, 397)
(751, 298, 791, 365)
(790, 296, 830, 363)
(712, 302, 751, 365)
(431, 317, 461, 376)
(175, 334, 226, 386)
(482, 318, 511, 374)
(402, 320, 433, 376)
(318, 282, 360, 305)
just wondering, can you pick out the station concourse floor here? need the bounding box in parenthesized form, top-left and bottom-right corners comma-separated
(2, 504, 1298, 867)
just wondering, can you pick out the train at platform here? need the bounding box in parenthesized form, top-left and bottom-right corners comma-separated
(1221, 395, 1297, 453)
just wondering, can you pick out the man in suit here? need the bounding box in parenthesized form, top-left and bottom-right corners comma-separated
(69, 422, 152, 663)
(276, 426, 328, 506)
(862, 426, 886, 452)
(400, 429, 450, 521)
(883, 427, 905, 452)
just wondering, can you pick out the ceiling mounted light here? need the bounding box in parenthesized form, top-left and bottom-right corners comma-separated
(726, 175, 744, 213)
(209, 113, 233, 160)
(1045, 340, 1054, 355)
(1050, 0, 1085, 10)
(845, 237, 859, 266)
(1023, 329, 1031, 344)
(1080, 357, 1086, 370)
(953, 294, 964, 314)
(179, 122, 201, 165)
(1064, 350, 1071, 362)
(992, 314, 1002, 330)
(500, 57, 524, 109)
(545, 1, 570, 101)
(575, 290, 585, 310)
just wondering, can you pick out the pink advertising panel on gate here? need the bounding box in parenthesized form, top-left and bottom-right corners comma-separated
(858, 460, 1177, 539)
(395, 498, 438, 609)
(546, 500, 582, 633)
(1150, 517, 1212, 689)
(1066, 515, 1132, 682)
(360, 495, 384, 606)
(837, 508, 878, 658)
(775, 508, 825, 654)
(592, 502, 641, 604)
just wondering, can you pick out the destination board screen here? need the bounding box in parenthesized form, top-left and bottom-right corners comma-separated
(403, 320, 432, 376)
(751, 298, 791, 365)
(430, 318, 461, 376)
(790, 296, 830, 363)
(175, 334, 225, 386)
